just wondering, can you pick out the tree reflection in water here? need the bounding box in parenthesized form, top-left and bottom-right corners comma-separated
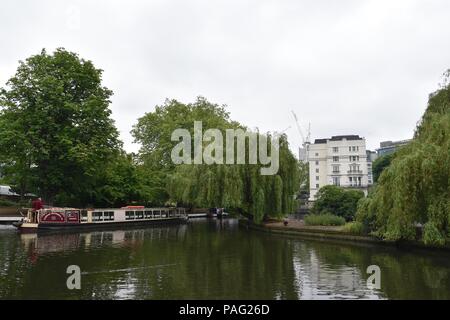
(0, 219, 449, 299)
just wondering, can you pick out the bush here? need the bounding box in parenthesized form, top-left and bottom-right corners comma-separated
(312, 185, 364, 221)
(304, 213, 346, 226)
(343, 221, 364, 235)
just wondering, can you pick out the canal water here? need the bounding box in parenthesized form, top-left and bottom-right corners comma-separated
(1, 218, 449, 299)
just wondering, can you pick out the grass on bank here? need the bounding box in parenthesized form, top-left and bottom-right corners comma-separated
(342, 221, 364, 235)
(304, 213, 345, 226)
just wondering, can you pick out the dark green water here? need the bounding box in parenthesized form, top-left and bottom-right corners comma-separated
(1, 218, 449, 299)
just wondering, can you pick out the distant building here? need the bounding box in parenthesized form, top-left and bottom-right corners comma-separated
(366, 150, 378, 186)
(298, 144, 310, 163)
(308, 135, 370, 201)
(376, 139, 411, 157)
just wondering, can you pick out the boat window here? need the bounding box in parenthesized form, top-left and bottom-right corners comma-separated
(104, 211, 114, 221)
(81, 210, 88, 222)
(93, 211, 103, 221)
(135, 211, 144, 219)
(144, 210, 153, 219)
(125, 211, 135, 220)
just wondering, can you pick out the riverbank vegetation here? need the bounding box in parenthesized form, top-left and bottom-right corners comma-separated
(0, 48, 299, 220)
(304, 213, 345, 226)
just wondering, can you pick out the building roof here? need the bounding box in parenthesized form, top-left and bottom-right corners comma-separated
(314, 135, 363, 144)
(330, 135, 362, 141)
(0, 185, 18, 196)
(379, 139, 411, 148)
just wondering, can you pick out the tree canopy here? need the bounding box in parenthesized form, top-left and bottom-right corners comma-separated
(0, 48, 123, 206)
(133, 97, 300, 221)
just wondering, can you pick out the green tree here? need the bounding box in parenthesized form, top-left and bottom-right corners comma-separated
(297, 161, 309, 201)
(133, 97, 300, 221)
(357, 70, 450, 244)
(0, 48, 121, 205)
(167, 133, 299, 222)
(372, 153, 395, 183)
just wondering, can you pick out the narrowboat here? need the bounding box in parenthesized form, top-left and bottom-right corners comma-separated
(12, 206, 188, 232)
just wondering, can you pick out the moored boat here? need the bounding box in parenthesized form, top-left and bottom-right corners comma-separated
(13, 206, 188, 232)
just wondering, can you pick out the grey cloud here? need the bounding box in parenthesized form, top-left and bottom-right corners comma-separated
(1, 0, 449, 153)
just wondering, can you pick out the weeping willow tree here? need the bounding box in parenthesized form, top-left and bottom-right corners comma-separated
(134, 97, 299, 221)
(168, 134, 299, 223)
(357, 71, 450, 245)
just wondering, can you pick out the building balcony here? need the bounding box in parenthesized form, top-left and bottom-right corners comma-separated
(347, 170, 363, 174)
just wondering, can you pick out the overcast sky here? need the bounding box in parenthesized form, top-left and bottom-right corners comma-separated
(1, 0, 449, 154)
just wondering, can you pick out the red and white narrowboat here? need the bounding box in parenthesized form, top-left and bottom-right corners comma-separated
(13, 206, 188, 232)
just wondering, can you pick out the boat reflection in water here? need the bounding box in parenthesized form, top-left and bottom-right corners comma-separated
(20, 224, 189, 260)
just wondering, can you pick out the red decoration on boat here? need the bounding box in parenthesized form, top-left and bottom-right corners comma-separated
(40, 211, 65, 223)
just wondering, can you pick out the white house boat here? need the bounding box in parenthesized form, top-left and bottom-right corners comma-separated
(13, 206, 188, 232)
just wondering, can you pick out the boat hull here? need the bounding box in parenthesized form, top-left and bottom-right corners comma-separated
(15, 217, 188, 233)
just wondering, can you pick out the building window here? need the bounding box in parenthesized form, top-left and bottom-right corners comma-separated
(316, 184, 319, 189)
(315, 168, 319, 173)
(349, 146, 351, 152)
(315, 161, 319, 165)
(332, 177, 340, 186)
(349, 156, 360, 162)
(315, 152, 319, 156)
(332, 165, 339, 173)
(333, 156, 339, 162)
(316, 176, 319, 181)
(332, 147, 338, 153)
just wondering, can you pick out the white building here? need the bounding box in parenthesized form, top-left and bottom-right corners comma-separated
(308, 135, 370, 201)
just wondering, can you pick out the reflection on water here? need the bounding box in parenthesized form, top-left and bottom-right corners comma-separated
(0, 219, 449, 299)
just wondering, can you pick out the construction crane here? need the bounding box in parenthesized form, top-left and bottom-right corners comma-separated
(291, 111, 311, 146)
(291, 111, 311, 162)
